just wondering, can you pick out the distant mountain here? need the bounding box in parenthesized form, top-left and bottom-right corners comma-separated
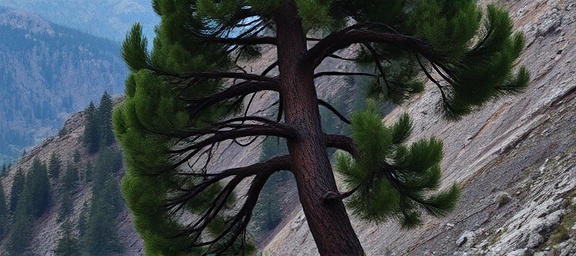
(0, 0, 159, 41)
(0, 7, 127, 165)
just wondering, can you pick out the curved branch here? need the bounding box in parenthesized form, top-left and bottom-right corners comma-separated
(313, 71, 375, 79)
(325, 134, 359, 158)
(304, 24, 446, 69)
(198, 36, 277, 45)
(165, 155, 290, 251)
(170, 123, 297, 154)
(179, 71, 276, 83)
(318, 99, 351, 124)
(184, 80, 279, 117)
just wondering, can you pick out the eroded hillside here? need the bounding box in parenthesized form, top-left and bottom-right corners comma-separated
(264, 0, 576, 255)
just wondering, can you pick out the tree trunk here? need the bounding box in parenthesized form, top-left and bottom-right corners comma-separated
(274, 2, 365, 255)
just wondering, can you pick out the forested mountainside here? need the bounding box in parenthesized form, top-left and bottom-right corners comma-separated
(0, 7, 127, 165)
(0, 93, 144, 255)
(0, 0, 158, 41)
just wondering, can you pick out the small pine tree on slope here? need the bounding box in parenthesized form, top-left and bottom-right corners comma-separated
(114, 0, 529, 255)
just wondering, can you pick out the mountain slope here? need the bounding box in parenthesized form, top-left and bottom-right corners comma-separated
(264, 0, 576, 254)
(0, 101, 144, 255)
(0, 0, 159, 41)
(0, 7, 127, 165)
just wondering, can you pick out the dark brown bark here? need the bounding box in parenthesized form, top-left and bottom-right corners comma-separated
(274, 1, 364, 255)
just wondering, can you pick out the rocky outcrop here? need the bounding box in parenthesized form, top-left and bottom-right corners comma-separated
(263, 0, 576, 254)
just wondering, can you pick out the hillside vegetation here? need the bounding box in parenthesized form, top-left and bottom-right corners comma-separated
(0, 8, 127, 165)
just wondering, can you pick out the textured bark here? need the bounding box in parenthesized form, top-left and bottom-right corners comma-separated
(274, 2, 365, 255)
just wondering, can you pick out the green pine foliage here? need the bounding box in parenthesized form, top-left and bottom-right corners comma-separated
(115, 0, 528, 254)
(336, 100, 459, 227)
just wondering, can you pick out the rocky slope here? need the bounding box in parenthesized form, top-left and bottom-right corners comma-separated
(263, 0, 576, 255)
(0, 106, 144, 255)
(1, 0, 575, 255)
(0, 7, 127, 165)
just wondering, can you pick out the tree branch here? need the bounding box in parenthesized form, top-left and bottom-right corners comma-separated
(318, 99, 350, 124)
(325, 134, 359, 158)
(164, 155, 290, 251)
(304, 24, 446, 69)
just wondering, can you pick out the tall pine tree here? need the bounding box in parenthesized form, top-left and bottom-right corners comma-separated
(83, 101, 101, 154)
(115, 0, 529, 254)
(8, 169, 24, 213)
(0, 181, 7, 240)
(48, 152, 62, 178)
(98, 91, 116, 147)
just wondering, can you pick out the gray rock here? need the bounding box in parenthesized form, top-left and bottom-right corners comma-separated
(456, 230, 477, 248)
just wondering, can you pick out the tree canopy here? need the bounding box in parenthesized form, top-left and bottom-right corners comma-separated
(114, 0, 528, 254)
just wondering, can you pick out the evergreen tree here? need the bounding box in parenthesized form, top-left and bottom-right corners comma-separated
(0, 181, 7, 240)
(57, 191, 73, 222)
(48, 152, 62, 178)
(84, 161, 94, 182)
(54, 221, 80, 256)
(6, 207, 33, 255)
(55, 221, 80, 256)
(8, 169, 24, 213)
(21, 159, 52, 218)
(85, 178, 123, 255)
(98, 91, 116, 147)
(83, 101, 101, 154)
(73, 149, 81, 163)
(61, 162, 79, 193)
(77, 201, 89, 245)
(115, 0, 529, 254)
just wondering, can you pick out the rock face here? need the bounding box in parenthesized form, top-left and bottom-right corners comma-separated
(263, 0, 576, 255)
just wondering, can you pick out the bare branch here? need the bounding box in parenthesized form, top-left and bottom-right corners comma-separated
(164, 155, 290, 251)
(325, 134, 359, 158)
(313, 71, 375, 79)
(318, 99, 350, 124)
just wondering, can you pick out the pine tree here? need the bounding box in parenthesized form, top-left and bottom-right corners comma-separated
(85, 179, 124, 255)
(78, 201, 89, 245)
(48, 152, 62, 178)
(21, 159, 52, 218)
(8, 169, 24, 213)
(61, 162, 79, 193)
(114, 1, 529, 254)
(83, 101, 101, 154)
(6, 207, 33, 255)
(57, 190, 73, 222)
(84, 161, 94, 182)
(98, 91, 116, 147)
(55, 220, 80, 256)
(0, 181, 7, 240)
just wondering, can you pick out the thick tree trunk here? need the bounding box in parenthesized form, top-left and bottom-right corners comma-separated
(274, 2, 365, 255)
